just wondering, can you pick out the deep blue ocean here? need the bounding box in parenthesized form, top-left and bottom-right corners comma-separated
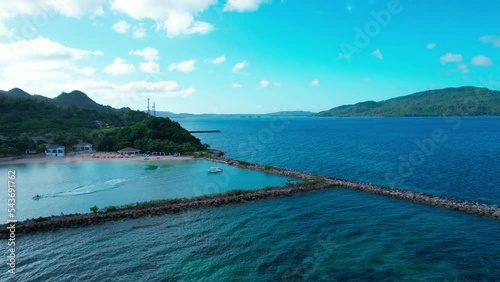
(1, 117, 499, 281)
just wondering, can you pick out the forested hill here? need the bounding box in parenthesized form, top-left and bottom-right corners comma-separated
(315, 86, 500, 117)
(0, 93, 147, 136)
(0, 87, 148, 136)
(0, 89, 206, 155)
(1, 88, 117, 112)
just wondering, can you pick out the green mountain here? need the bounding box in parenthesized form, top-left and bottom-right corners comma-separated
(53, 90, 115, 113)
(6, 88, 32, 99)
(0, 93, 146, 136)
(315, 86, 500, 117)
(0, 88, 206, 155)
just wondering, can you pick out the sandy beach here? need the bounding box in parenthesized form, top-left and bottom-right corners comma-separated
(0, 153, 194, 165)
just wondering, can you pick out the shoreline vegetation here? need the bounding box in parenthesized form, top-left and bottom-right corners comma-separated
(0, 151, 499, 238)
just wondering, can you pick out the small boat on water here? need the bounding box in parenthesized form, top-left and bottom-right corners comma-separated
(208, 167, 223, 173)
(32, 194, 41, 200)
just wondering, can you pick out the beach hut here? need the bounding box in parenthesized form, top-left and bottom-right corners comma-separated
(45, 144, 65, 157)
(72, 142, 93, 152)
(117, 147, 140, 156)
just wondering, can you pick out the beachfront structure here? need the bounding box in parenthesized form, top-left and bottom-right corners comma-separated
(117, 147, 140, 155)
(73, 142, 93, 152)
(45, 144, 65, 157)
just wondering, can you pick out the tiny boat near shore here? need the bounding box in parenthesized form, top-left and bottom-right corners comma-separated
(208, 167, 223, 173)
(32, 194, 41, 200)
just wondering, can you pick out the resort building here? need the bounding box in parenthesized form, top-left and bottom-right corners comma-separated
(117, 147, 140, 155)
(45, 144, 65, 157)
(73, 142, 93, 152)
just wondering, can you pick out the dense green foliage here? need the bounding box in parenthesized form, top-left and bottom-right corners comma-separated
(0, 95, 147, 136)
(315, 86, 500, 117)
(91, 117, 206, 153)
(0, 88, 206, 156)
(53, 90, 116, 113)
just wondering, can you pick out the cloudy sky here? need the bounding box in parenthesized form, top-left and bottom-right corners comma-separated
(0, 0, 498, 114)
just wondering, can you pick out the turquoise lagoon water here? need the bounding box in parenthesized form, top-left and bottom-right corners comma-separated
(0, 160, 293, 222)
(1, 117, 500, 281)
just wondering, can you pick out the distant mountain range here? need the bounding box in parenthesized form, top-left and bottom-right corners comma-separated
(1, 86, 499, 121)
(155, 110, 314, 118)
(0, 88, 116, 113)
(315, 86, 500, 117)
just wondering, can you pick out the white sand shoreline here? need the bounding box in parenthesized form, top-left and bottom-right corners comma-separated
(0, 153, 194, 166)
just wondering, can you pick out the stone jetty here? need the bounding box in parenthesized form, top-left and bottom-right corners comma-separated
(206, 156, 500, 220)
(1, 156, 498, 238)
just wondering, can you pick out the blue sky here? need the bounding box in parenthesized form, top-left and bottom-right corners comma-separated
(0, 0, 499, 114)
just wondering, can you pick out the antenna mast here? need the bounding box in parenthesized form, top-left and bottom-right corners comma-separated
(147, 98, 150, 116)
(152, 102, 156, 117)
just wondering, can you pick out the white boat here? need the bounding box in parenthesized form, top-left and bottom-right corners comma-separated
(208, 167, 223, 173)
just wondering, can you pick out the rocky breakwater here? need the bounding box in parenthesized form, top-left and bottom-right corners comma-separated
(205, 156, 500, 220)
(1, 156, 498, 237)
(326, 177, 500, 219)
(0, 179, 334, 237)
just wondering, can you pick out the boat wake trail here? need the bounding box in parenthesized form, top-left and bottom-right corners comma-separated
(39, 179, 128, 198)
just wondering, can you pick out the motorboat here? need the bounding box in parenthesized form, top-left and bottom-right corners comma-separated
(208, 167, 223, 173)
(32, 194, 41, 200)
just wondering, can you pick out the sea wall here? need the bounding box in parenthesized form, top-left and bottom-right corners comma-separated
(206, 156, 500, 219)
(1, 156, 498, 238)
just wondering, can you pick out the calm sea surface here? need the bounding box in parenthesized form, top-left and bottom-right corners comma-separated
(1, 117, 499, 281)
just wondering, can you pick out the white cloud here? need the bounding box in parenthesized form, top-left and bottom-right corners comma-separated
(111, 81, 196, 98)
(231, 83, 242, 88)
(112, 20, 146, 38)
(209, 55, 226, 64)
(457, 63, 469, 74)
(163, 12, 214, 37)
(104, 58, 136, 75)
(259, 80, 270, 88)
(426, 43, 436, 49)
(111, 0, 216, 37)
(168, 59, 196, 73)
(76, 67, 96, 76)
(224, 0, 270, 12)
(140, 61, 160, 73)
(0, 36, 102, 63)
(311, 79, 319, 86)
(133, 26, 147, 38)
(0, 36, 102, 88)
(371, 49, 383, 60)
(46, 0, 105, 17)
(232, 61, 248, 73)
(112, 20, 130, 33)
(0, 0, 106, 36)
(471, 55, 493, 67)
(440, 53, 462, 64)
(480, 35, 500, 48)
(129, 47, 160, 61)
